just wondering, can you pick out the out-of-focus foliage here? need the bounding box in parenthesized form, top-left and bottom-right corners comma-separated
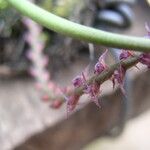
(0, 0, 95, 74)
(0, 8, 20, 37)
(41, 0, 81, 17)
(0, 0, 8, 10)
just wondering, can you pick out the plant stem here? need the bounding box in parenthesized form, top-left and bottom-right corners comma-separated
(6, 0, 150, 52)
(51, 55, 140, 102)
(74, 56, 139, 96)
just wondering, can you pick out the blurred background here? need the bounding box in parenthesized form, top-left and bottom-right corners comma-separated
(0, 0, 150, 150)
(84, 109, 150, 150)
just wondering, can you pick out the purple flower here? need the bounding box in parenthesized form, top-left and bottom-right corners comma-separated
(119, 50, 134, 60)
(139, 53, 150, 68)
(94, 49, 108, 74)
(60, 89, 80, 116)
(89, 84, 101, 108)
(66, 95, 80, 116)
(84, 82, 101, 108)
(72, 75, 83, 87)
(138, 24, 150, 68)
(111, 65, 126, 95)
(72, 72, 101, 108)
(72, 66, 89, 88)
(94, 62, 106, 74)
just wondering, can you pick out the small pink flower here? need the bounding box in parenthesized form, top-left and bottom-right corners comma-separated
(42, 95, 50, 102)
(50, 100, 63, 109)
(119, 50, 139, 70)
(84, 82, 101, 108)
(75, 72, 101, 108)
(60, 88, 80, 116)
(72, 75, 84, 87)
(119, 50, 134, 60)
(62, 94, 80, 117)
(72, 66, 89, 88)
(138, 23, 150, 68)
(94, 62, 106, 74)
(111, 65, 126, 95)
(139, 53, 150, 68)
(94, 49, 108, 74)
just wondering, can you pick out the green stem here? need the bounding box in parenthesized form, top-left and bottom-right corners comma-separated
(6, 0, 150, 52)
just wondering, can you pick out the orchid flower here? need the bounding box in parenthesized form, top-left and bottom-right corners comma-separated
(62, 94, 80, 117)
(94, 49, 108, 74)
(138, 23, 150, 68)
(111, 65, 126, 95)
(119, 49, 134, 60)
(71, 50, 108, 109)
(84, 82, 101, 108)
(139, 53, 150, 68)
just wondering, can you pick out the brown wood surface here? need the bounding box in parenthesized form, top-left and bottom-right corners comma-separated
(14, 70, 150, 150)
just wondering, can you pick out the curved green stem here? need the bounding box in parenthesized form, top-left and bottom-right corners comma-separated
(6, 0, 150, 52)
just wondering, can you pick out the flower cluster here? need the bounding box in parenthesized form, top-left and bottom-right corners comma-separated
(25, 18, 150, 116)
(69, 47, 150, 114)
(111, 49, 134, 95)
(23, 17, 66, 108)
(70, 50, 108, 111)
(58, 25, 150, 116)
(136, 23, 150, 69)
(139, 23, 150, 68)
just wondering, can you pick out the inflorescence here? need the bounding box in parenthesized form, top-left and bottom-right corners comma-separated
(25, 21, 150, 116)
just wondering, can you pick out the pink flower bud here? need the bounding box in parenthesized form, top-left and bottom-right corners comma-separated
(42, 95, 50, 102)
(50, 100, 63, 109)
(84, 83, 101, 108)
(66, 95, 80, 116)
(139, 53, 150, 68)
(111, 65, 126, 95)
(94, 49, 108, 74)
(72, 75, 83, 87)
(119, 50, 133, 60)
(94, 62, 105, 74)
